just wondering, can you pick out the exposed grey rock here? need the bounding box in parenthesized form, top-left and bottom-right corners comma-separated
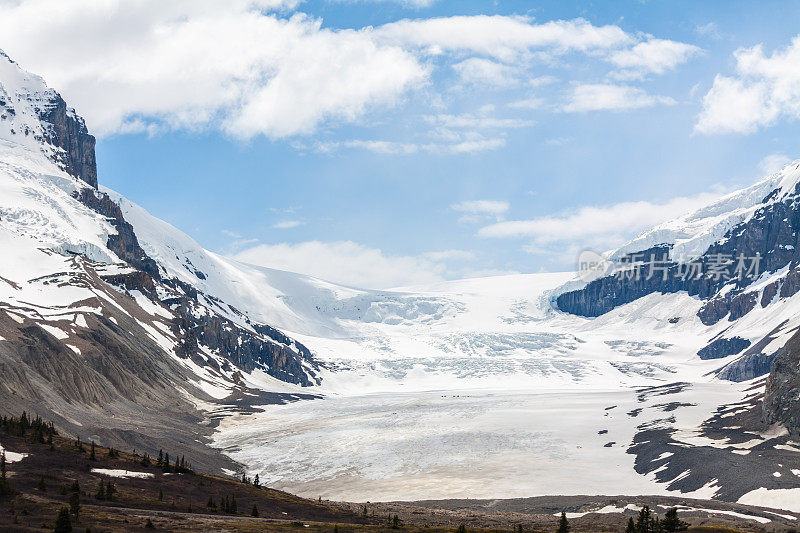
(697, 336, 750, 360)
(764, 328, 800, 436)
(37, 92, 98, 188)
(75, 188, 160, 278)
(557, 186, 800, 325)
(716, 352, 776, 382)
(165, 278, 319, 386)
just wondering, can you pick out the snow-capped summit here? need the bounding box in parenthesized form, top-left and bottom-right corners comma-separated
(1, 49, 799, 505)
(0, 49, 96, 188)
(612, 158, 800, 263)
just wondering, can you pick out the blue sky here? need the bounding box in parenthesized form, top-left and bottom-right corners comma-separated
(3, 0, 800, 287)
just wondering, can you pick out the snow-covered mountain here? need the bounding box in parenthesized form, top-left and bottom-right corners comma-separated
(1, 50, 799, 511)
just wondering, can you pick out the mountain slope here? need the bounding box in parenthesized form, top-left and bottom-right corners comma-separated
(1, 48, 800, 510)
(0, 51, 320, 471)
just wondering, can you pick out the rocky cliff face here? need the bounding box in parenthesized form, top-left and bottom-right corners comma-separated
(763, 327, 800, 436)
(0, 49, 97, 188)
(0, 50, 322, 470)
(556, 167, 800, 434)
(557, 181, 800, 323)
(75, 188, 160, 277)
(38, 92, 98, 188)
(165, 278, 320, 387)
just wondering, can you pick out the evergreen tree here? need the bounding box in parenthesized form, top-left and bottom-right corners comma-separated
(625, 517, 636, 533)
(231, 494, 237, 514)
(392, 514, 400, 528)
(54, 507, 72, 533)
(89, 441, 96, 461)
(158, 488, 163, 501)
(253, 473, 260, 487)
(556, 511, 570, 533)
(145, 518, 155, 529)
(251, 504, 259, 517)
(662, 509, 688, 532)
(69, 492, 81, 521)
(106, 481, 116, 501)
(636, 506, 652, 533)
(69, 479, 80, 493)
(96, 480, 105, 500)
(1, 451, 6, 481)
(456, 525, 466, 533)
(141, 453, 151, 467)
(157, 450, 163, 467)
(38, 475, 47, 491)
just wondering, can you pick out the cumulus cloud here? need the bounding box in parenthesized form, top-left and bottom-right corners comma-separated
(478, 192, 722, 256)
(452, 58, 519, 86)
(425, 113, 532, 129)
(317, 137, 506, 155)
(758, 153, 792, 176)
(451, 200, 509, 215)
(561, 83, 676, 112)
(0, 0, 426, 138)
(272, 220, 303, 229)
(230, 240, 477, 288)
(330, 0, 438, 7)
(608, 38, 701, 77)
(696, 36, 800, 134)
(0, 2, 698, 141)
(373, 16, 633, 61)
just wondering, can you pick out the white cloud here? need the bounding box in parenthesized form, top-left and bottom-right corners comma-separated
(451, 200, 509, 215)
(0, 3, 699, 142)
(696, 36, 800, 134)
(319, 137, 505, 155)
(528, 75, 559, 87)
(758, 153, 792, 176)
(508, 97, 546, 110)
(561, 83, 676, 112)
(0, 0, 426, 138)
(452, 58, 519, 86)
(695, 22, 721, 40)
(330, 0, 437, 7)
(608, 38, 701, 76)
(272, 220, 303, 229)
(231, 240, 458, 288)
(478, 192, 721, 255)
(425, 113, 532, 129)
(421, 249, 476, 261)
(373, 16, 633, 61)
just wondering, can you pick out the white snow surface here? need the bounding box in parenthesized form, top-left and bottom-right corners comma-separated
(612, 159, 800, 262)
(0, 443, 27, 463)
(2, 50, 800, 507)
(90, 468, 154, 479)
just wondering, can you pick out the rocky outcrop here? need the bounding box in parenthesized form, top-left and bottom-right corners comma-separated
(716, 352, 776, 382)
(38, 92, 98, 189)
(763, 327, 800, 435)
(164, 278, 319, 386)
(75, 188, 160, 278)
(697, 336, 751, 360)
(557, 182, 800, 325)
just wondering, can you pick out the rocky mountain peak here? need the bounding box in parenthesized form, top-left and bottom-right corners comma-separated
(0, 49, 97, 188)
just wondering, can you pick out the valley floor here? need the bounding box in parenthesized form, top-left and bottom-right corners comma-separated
(1, 427, 796, 532)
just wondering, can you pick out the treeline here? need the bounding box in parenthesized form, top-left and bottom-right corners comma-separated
(0, 412, 57, 444)
(625, 507, 689, 533)
(154, 449, 193, 474)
